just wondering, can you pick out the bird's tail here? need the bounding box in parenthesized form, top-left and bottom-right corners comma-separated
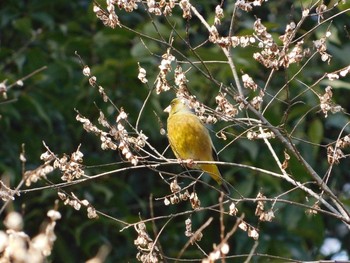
(200, 164, 230, 194)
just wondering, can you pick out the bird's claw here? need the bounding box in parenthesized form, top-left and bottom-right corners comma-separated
(178, 158, 195, 168)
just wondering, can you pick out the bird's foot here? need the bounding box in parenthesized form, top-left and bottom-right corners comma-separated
(183, 158, 195, 168)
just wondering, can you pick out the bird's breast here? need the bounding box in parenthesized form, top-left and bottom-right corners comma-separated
(167, 114, 212, 161)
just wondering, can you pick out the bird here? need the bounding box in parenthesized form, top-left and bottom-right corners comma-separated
(164, 98, 230, 194)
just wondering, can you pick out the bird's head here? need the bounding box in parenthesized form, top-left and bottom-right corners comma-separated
(164, 98, 192, 116)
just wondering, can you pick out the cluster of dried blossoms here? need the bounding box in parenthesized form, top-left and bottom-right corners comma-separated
(319, 86, 342, 118)
(0, 210, 61, 263)
(58, 191, 98, 219)
(185, 217, 230, 262)
(241, 73, 265, 110)
(148, 0, 176, 16)
(163, 179, 201, 209)
(0, 181, 18, 202)
(155, 48, 175, 94)
(247, 129, 275, 140)
(281, 151, 291, 170)
(213, 5, 224, 25)
(327, 135, 350, 165)
(80, 65, 149, 166)
(202, 242, 230, 263)
(313, 31, 332, 63)
(93, 2, 120, 29)
(242, 74, 257, 91)
(41, 145, 85, 183)
(215, 93, 239, 120)
(209, 24, 256, 48)
(202, 198, 266, 262)
(249, 90, 264, 110)
(253, 4, 346, 70)
(24, 162, 54, 187)
(151, 47, 192, 104)
(134, 222, 162, 263)
(55, 148, 84, 182)
(137, 63, 148, 84)
(23, 145, 99, 219)
(184, 218, 203, 242)
(174, 66, 188, 90)
(238, 220, 259, 240)
(235, 0, 266, 12)
(93, 0, 193, 29)
(76, 109, 145, 166)
(232, 202, 260, 241)
(227, 194, 276, 241)
(252, 19, 279, 69)
(253, 19, 308, 69)
(318, 64, 350, 118)
(254, 192, 275, 222)
(21, 144, 84, 188)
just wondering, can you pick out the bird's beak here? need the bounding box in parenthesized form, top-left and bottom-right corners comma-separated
(164, 105, 171, 113)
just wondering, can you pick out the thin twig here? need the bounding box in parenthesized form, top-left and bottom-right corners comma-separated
(176, 217, 213, 262)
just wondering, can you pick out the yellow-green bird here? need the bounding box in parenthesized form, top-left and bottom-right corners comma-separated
(165, 98, 230, 194)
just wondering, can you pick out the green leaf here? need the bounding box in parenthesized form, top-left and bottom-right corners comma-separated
(32, 12, 55, 30)
(321, 79, 350, 90)
(308, 118, 323, 146)
(26, 95, 52, 131)
(12, 17, 32, 35)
